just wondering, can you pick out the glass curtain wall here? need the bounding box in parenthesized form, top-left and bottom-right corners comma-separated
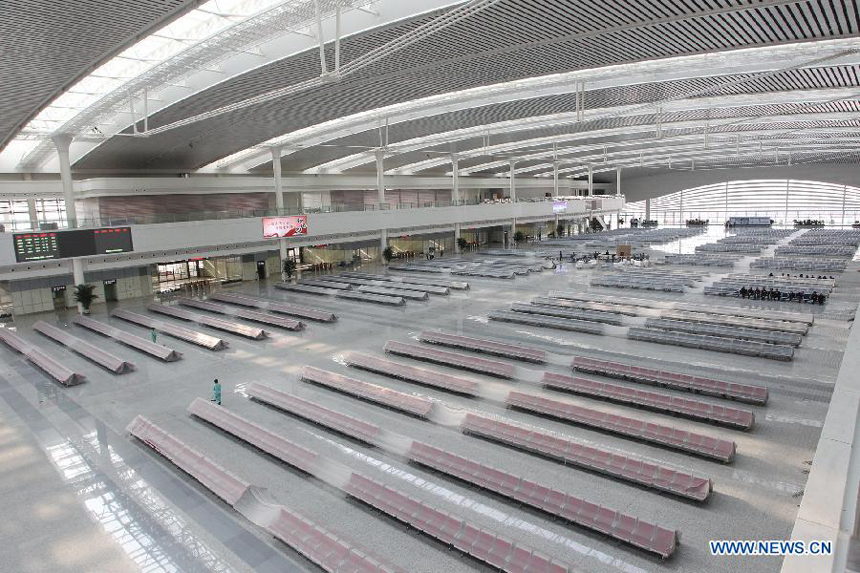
(0, 198, 67, 231)
(623, 180, 860, 226)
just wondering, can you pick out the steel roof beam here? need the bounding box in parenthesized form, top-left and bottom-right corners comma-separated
(216, 39, 860, 172)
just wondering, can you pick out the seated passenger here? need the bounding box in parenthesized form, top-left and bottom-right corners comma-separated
(774, 288, 781, 301)
(819, 293, 826, 305)
(754, 287, 761, 299)
(810, 291, 817, 304)
(739, 287, 747, 298)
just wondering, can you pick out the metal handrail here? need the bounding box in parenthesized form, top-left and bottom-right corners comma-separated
(1, 195, 621, 233)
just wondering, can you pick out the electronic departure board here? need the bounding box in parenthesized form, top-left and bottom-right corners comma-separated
(13, 227, 133, 262)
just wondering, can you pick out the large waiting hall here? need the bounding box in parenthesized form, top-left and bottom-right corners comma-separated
(2, 1, 860, 573)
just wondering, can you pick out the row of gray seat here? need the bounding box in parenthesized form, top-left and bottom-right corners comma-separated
(511, 302, 625, 325)
(591, 275, 687, 293)
(774, 245, 856, 257)
(338, 271, 470, 290)
(662, 254, 741, 267)
(788, 229, 860, 246)
(751, 257, 847, 272)
(488, 309, 606, 334)
(695, 243, 762, 253)
(644, 318, 803, 346)
(627, 327, 794, 361)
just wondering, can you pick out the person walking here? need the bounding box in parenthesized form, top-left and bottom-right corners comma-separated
(212, 379, 222, 405)
(150, 328, 157, 344)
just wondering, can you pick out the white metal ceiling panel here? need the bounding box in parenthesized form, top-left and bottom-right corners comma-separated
(0, 0, 197, 151)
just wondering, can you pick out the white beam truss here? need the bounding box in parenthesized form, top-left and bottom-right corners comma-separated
(129, 0, 502, 138)
(459, 120, 860, 178)
(18, 0, 383, 169)
(214, 39, 860, 173)
(315, 89, 860, 175)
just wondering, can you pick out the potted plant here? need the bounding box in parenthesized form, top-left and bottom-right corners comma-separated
(513, 231, 525, 245)
(382, 246, 394, 264)
(556, 222, 566, 237)
(282, 258, 297, 282)
(456, 237, 468, 252)
(73, 283, 98, 314)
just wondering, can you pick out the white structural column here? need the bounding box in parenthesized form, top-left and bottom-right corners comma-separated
(375, 150, 386, 205)
(451, 154, 460, 204)
(376, 150, 387, 262)
(679, 189, 684, 226)
(509, 218, 516, 249)
(53, 134, 76, 228)
(645, 198, 652, 221)
(553, 161, 560, 198)
(616, 167, 621, 195)
(380, 229, 388, 263)
(71, 258, 85, 313)
(27, 198, 38, 230)
(509, 159, 517, 202)
(271, 147, 289, 272)
(587, 165, 593, 197)
(454, 222, 461, 254)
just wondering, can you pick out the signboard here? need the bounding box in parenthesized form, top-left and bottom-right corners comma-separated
(263, 215, 308, 239)
(13, 227, 133, 262)
(552, 201, 567, 213)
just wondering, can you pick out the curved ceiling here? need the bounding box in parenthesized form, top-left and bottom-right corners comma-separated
(6, 0, 860, 181)
(66, 0, 860, 175)
(0, 0, 198, 152)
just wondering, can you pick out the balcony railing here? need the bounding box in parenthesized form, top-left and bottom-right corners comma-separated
(0, 194, 621, 233)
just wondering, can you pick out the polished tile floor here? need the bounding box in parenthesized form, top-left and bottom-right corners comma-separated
(0, 251, 855, 573)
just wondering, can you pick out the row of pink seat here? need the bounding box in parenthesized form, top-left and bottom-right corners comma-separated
(266, 507, 402, 573)
(460, 414, 711, 501)
(246, 383, 682, 557)
(344, 472, 572, 573)
(572, 356, 768, 405)
(301, 367, 435, 418)
(72, 315, 182, 362)
(127, 414, 251, 505)
(211, 292, 338, 322)
(408, 441, 678, 558)
(178, 298, 305, 331)
(185, 401, 569, 572)
(34, 321, 135, 374)
(506, 392, 736, 463)
(148, 303, 268, 340)
(188, 398, 319, 474)
(247, 382, 381, 444)
(128, 415, 400, 573)
(0, 327, 85, 385)
(112, 309, 228, 350)
(345, 352, 479, 396)
(543, 372, 755, 431)
(384, 340, 516, 378)
(418, 331, 547, 364)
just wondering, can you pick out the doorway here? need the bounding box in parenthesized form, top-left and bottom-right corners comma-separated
(103, 280, 118, 302)
(51, 286, 66, 311)
(256, 260, 267, 280)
